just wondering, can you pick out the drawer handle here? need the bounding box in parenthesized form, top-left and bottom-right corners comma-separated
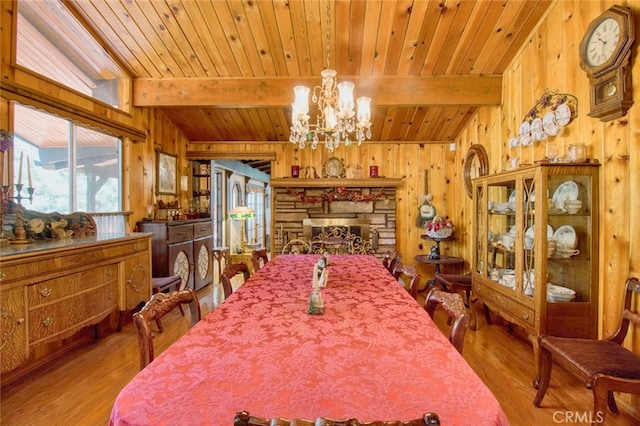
(523, 313, 529, 320)
(42, 317, 53, 327)
(40, 288, 52, 297)
(108, 292, 115, 300)
(132, 243, 139, 251)
(0, 272, 5, 281)
(176, 232, 186, 236)
(107, 269, 114, 277)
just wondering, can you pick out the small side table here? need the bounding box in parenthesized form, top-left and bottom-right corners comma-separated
(415, 254, 465, 291)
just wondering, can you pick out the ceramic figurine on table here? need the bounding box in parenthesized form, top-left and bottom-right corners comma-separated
(308, 255, 329, 314)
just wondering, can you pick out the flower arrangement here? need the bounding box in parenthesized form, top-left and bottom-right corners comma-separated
(286, 187, 385, 204)
(425, 215, 454, 239)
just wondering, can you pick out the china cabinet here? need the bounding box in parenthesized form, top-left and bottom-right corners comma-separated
(471, 163, 599, 381)
(192, 160, 211, 217)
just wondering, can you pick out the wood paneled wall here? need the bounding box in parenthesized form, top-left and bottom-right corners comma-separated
(454, 0, 640, 413)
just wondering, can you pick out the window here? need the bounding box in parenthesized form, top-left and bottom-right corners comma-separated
(16, 1, 129, 109)
(246, 184, 265, 247)
(13, 103, 121, 214)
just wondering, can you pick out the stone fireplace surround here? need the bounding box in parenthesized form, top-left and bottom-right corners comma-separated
(270, 178, 403, 258)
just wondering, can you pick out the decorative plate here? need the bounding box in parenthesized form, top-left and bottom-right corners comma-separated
(530, 117, 543, 133)
(553, 225, 577, 248)
(555, 103, 572, 126)
(323, 157, 345, 178)
(519, 121, 531, 137)
(542, 112, 560, 135)
(552, 180, 579, 211)
(525, 224, 553, 239)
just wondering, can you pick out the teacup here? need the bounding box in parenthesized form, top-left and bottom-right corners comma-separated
(557, 248, 580, 258)
(501, 274, 516, 287)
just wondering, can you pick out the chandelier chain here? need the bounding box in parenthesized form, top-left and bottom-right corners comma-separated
(325, 0, 331, 70)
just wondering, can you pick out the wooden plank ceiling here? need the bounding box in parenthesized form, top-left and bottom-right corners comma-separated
(61, 0, 551, 146)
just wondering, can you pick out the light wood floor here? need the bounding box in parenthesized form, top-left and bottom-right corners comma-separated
(1, 282, 638, 426)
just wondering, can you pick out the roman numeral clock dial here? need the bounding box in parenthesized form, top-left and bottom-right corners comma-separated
(579, 5, 634, 121)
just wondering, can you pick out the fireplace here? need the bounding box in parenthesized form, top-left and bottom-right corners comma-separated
(270, 178, 402, 257)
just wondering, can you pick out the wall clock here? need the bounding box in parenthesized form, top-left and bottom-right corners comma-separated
(463, 144, 489, 199)
(579, 5, 635, 121)
(323, 157, 345, 178)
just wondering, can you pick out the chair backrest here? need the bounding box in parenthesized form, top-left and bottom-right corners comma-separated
(133, 287, 201, 369)
(383, 250, 402, 274)
(251, 249, 269, 271)
(233, 410, 441, 426)
(424, 288, 469, 354)
(282, 239, 311, 255)
(393, 263, 422, 299)
(609, 277, 640, 345)
(221, 262, 251, 299)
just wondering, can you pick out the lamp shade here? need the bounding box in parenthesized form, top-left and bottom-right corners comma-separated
(227, 205, 255, 220)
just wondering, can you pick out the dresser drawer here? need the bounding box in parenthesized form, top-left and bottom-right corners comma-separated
(193, 221, 212, 239)
(476, 284, 535, 328)
(28, 281, 117, 345)
(168, 224, 194, 244)
(27, 264, 118, 307)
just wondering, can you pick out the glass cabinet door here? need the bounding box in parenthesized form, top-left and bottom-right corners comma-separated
(486, 179, 517, 293)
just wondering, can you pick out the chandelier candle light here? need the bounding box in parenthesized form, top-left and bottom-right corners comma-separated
(289, 1, 372, 152)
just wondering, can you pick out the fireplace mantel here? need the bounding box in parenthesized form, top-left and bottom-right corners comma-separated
(270, 177, 404, 188)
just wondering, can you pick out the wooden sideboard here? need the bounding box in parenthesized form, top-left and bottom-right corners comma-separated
(137, 219, 213, 291)
(0, 233, 152, 376)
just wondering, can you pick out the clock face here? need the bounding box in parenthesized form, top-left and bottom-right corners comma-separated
(585, 18, 620, 67)
(173, 251, 190, 289)
(197, 245, 210, 279)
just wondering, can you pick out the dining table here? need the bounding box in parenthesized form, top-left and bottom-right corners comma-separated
(110, 254, 508, 425)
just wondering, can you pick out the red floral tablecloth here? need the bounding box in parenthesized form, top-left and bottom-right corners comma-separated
(110, 255, 508, 425)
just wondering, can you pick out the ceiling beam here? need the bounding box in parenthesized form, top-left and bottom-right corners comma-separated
(133, 75, 502, 108)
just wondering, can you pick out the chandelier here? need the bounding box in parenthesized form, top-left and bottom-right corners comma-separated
(289, 1, 372, 152)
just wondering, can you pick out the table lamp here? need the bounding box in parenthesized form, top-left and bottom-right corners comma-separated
(227, 205, 255, 253)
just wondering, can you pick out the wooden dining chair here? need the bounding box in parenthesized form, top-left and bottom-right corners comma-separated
(383, 250, 402, 274)
(424, 287, 470, 354)
(434, 272, 472, 306)
(220, 262, 251, 299)
(281, 239, 310, 255)
(133, 287, 201, 370)
(393, 263, 422, 300)
(233, 410, 441, 425)
(251, 249, 269, 272)
(533, 277, 640, 423)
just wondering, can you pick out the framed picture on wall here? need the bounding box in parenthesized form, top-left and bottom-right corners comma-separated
(156, 151, 177, 195)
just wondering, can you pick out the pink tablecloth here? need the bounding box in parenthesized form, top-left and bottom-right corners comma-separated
(110, 255, 508, 425)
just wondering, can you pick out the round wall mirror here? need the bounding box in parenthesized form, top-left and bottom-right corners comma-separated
(463, 144, 489, 198)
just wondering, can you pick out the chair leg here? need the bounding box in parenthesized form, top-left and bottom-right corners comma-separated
(591, 379, 612, 424)
(533, 346, 552, 404)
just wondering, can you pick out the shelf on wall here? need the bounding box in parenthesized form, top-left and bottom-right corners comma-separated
(270, 177, 404, 188)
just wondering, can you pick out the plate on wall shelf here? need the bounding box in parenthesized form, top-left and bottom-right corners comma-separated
(552, 180, 579, 211)
(519, 121, 531, 137)
(530, 117, 543, 133)
(555, 103, 572, 126)
(553, 225, 577, 248)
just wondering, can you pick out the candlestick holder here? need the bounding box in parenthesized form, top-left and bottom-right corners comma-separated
(3, 183, 35, 244)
